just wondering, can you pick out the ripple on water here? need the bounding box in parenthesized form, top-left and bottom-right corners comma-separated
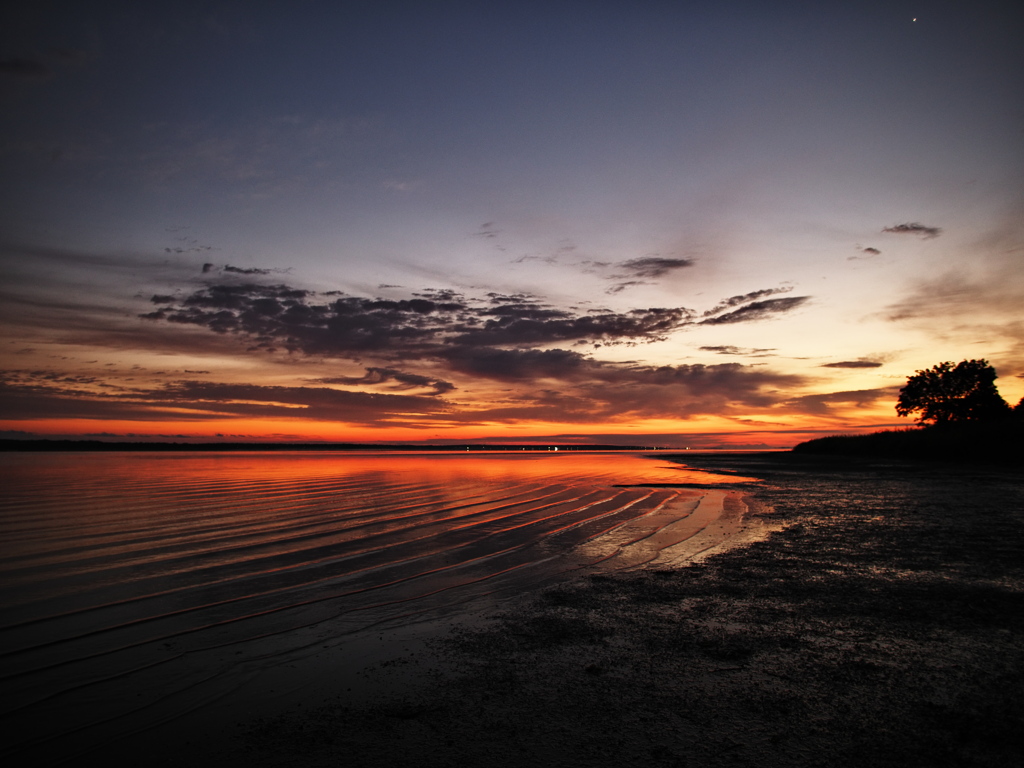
(0, 451, 759, 764)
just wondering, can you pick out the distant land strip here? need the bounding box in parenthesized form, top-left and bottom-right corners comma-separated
(792, 421, 1022, 464)
(0, 440, 662, 453)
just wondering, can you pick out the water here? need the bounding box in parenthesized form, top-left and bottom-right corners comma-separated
(0, 450, 754, 764)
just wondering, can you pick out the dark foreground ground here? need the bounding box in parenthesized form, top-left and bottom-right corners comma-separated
(160, 453, 1024, 768)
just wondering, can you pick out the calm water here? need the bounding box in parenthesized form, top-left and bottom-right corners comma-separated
(0, 450, 751, 763)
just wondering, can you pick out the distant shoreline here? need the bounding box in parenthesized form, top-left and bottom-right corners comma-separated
(792, 421, 1023, 465)
(0, 439, 661, 453)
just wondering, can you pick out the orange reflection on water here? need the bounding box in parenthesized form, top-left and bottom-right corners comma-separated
(0, 447, 763, 765)
(2, 450, 757, 488)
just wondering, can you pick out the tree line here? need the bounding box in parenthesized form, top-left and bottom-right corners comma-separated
(896, 359, 1022, 426)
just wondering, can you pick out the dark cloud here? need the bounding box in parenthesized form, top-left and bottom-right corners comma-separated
(511, 254, 557, 265)
(0, 57, 51, 78)
(473, 222, 500, 239)
(463, 363, 805, 423)
(11, 272, 819, 428)
(882, 222, 942, 239)
(318, 367, 455, 395)
(881, 270, 1024, 368)
(154, 381, 449, 422)
(785, 388, 896, 416)
(616, 257, 694, 279)
(0, 376, 450, 425)
(485, 292, 539, 304)
(602, 256, 694, 293)
(165, 246, 216, 254)
(699, 296, 809, 325)
(223, 265, 273, 275)
(3, 351, 806, 429)
(821, 360, 883, 369)
(602, 362, 796, 393)
(142, 282, 697, 354)
(848, 245, 882, 261)
(882, 271, 997, 322)
(605, 281, 647, 295)
(443, 347, 592, 381)
(701, 287, 793, 318)
(700, 345, 776, 356)
(1, 361, 798, 427)
(453, 305, 694, 347)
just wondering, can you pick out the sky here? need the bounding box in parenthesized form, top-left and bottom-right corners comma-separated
(1, 0, 1022, 448)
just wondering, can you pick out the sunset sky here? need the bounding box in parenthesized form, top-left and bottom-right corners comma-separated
(1, 1, 1022, 448)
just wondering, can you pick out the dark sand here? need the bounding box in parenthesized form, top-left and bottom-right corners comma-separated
(141, 454, 1024, 767)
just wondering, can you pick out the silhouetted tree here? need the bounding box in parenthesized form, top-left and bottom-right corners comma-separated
(896, 359, 1011, 426)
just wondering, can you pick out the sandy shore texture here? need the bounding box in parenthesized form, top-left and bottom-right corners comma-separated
(136, 453, 1024, 768)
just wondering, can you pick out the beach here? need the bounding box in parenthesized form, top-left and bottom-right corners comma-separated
(158, 452, 1024, 768)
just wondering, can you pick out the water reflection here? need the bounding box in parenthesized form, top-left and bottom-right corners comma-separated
(0, 451, 755, 764)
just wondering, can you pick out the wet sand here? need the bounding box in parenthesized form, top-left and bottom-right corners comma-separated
(125, 454, 1024, 767)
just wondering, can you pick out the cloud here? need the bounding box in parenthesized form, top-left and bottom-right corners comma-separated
(223, 265, 274, 275)
(0, 375, 451, 425)
(849, 245, 882, 261)
(701, 286, 794, 318)
(784, 388, 896, 416)
(318, 367, 455, 395)
(615, 257, 694, 279)
(473, 222, 500, 239)
(882, 270, 1022, 323)
(419, 361, 805, 425)
(443, 347, 592, 381)
(601, 256, 695, 293)
(142, 282, 698, 354)
(453, 304, 695, 347)
(880, 269, 1024, 373)
(882, 222, 942, 239)
(821, 360, 883, 369)
(0, 268, 835, 430)
(164, 232, 218, 254)
(155, 381, 450, 422)
(512, 254, 558, 265)
(490, 363, 804, 422)
(605, 280, 647, 295)
(700, 296, 810, 325)
(1, 357, 807, 428)
(700, 345, 776, 356)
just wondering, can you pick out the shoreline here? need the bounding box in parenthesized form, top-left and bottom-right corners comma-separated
(155, 453, 1024, 768)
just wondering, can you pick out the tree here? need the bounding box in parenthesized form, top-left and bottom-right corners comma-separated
(896, 359, 1011, 426)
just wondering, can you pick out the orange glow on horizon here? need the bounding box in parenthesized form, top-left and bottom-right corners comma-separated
(2, 408, 904, 449)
